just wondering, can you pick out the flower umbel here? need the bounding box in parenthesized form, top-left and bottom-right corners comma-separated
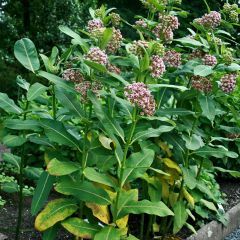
(163, 50, 182, 68)
(220, 74, 237, 93)
(150, 55, 166, 78)
(85, 47, 108, 65)
(62, 69, 84, 83)
(124, 82, 156, 116)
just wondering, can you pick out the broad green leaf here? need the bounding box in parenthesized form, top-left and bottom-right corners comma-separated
(183, 134, 204, 151)
(182, 168, 197, 190)
(121, 200, 174, 219)
(122, 149, 155, 185)
(149, 84, 188, 92)
(174, 37, 203, 47)
(214, 167, 240, 178)
(157, 108, 194, 116)
(100, 28, 113, 49)
(1, 182, 19, 193)
(47, 158, 80, 176)
(55, 87, 85, 119)
(94, 226, 120, 240)
(84, 167, 116, 188)
(2, 153, 21, 171)
(173, 201, 188, 234)
(62, 218, 100, 238)
(38, 70, 75, 93)
(35, 198, 78, 231)
(16, 76, 30, 91)
(4, 119, 41, 131)
(107, 72, 128, 86)
(198, 95, 216, 122)
(84, 60, 107, 72)
(55, 180, 111, 205)
(29, 136, 56, 148)
(42, 225, 58, 240)
(131, 126, 174, 144)
(40, 119, 81, 150)
(14, 38, 40, 72)
(23, 166, 43, 180)
(226, 63, 240, 72)
(194, 146, 238, 158)
(31, 171, 56, 215)
(0, 93, 22, 114)
(194, 65, 213, 77)
(200, 199, 217, 212)
(3, 135, 26, 147)
(27, 83, 48, 101)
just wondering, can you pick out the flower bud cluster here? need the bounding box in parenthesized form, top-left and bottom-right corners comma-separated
(107, 28, 123, 53)
(150, 55, 166, 78)
(75, 81, 102, 103)
(85, 47, 108, 65)
(152, 42, 165, 56)
(107, 63, 121, 74)
(195, 11, 221, 29)
(163, 50, 181, 68)
(129, 40, 149, 56)
(220, 74, 237, 93)
(189, 49, 205, 59)
(203, 54, 217, 66)
(223, 3, 239, 23)
(62, 69, 84, 83)
(191, 75, 212, 93)
(87, 19, 103, 32)
(124, 82, 156, 116)
(223, 50, 233, 65)
(135, 19, 148, 28)
(110, 13, 121, 26)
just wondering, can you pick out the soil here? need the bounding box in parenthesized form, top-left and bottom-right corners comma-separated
(0, 180, 240, 240)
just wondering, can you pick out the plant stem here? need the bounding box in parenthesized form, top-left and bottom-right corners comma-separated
(140, 213, 145, 240)
(114, 107, 138, 222)
(203, 0, 211, 13)
(15, 101, 29, 240)
(197, 159, 204, 179)
(52, 84, 57, 120)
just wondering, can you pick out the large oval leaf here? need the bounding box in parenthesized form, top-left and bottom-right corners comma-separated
(27, 82, 48, 101)
(35, 198, 78, 231)
(14, 38, 40, 72)
(0, 93, 22, 114)
(94, 226, 120, 240)
(61, 217, 100, 239)
(4, 119, 41, 132)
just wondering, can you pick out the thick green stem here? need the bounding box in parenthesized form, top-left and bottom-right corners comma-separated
(114, 108, 137, 222)
(15, 101, 29, 240)
(203, 0, 211, 13)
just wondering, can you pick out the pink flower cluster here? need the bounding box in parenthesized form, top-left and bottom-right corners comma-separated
(150, 55, 166, 78)
(195, 11, 221, 29)
(203, 54, 217, 66)
(107, 63, 121, 74)
(190, 49, 205, 59)
(135, 19, 148, 28)
(85, 47, 108, 65)
(191, 75, 212, 93)
(124, 82, 156, 116)
(220, 74, 237, 93)
(87, 19, 103, 32)
(163, 50, 182, 68)
(62, 69, 84, 83)
(75, 81, 102, 103)
(153, 14, 179, 42)
(107, 28, 123, 53)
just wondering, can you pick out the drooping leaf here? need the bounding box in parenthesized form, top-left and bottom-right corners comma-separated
(86, 203, 110, 224)
(16, 76, 30, 91)
(27, 83, 48, 101)
(200, 199, 217, 212)
(99, 134, 113, 150)
(214, 167, 240, 178)
(1, 182, 19, 193)
(31, 171, 56, 215)
(35, 198, 78, 231)
(47, 158, 80, 176)
(173, 201, 188, 234)
(194, 146, 238, 158)
(2, 153, 21, 172)
(40, 119, 81, 150)
(84, 60, 107, 72)
(61, 218, 100, 238)
(122, 149, 155, 185)
(55, 180, 111, 205)
(94, 226, 121, 240)
(0, 93, 22, 114)
(14, 38, 40, 72)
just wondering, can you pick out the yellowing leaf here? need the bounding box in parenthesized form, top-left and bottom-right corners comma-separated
(162, 158, 181, 173)
(116, 214, 129, 229)
(158, 141, 172, 157)
(161, 180, 169, 201)
(86, 203, 110, 224)
(183, 188, 195, 208)
(169, 192, 178, 207)
(105, 189, 117, 201)
(99, 134, 114, 150)
(35, 198, 78, 231)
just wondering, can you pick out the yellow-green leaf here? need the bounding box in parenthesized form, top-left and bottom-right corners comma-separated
(86, 203, 110, 224)
(162, 158, 181, 173)
(99, 134, 113, 150)
(35, 198, 78, 231)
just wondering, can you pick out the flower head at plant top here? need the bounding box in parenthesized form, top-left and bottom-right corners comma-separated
(75, 81, 102, 103)
(107, 63, 121, 74)
(124, 82, 156, 116)
(110, 13, 121, 26)
(107, 28, 123, 53)
(194, 11, 221, 28)
(87, 19, 104, 32)
(152, 42, 165, 56)
(191, 75, 212, 93)
(220, 74, 237, 93)
(203, 54, 217, 66)
(62, 69, 84, 83)
(85, 47, 108, 65)
(129, 40, 149, 56)
(163, 50, 182, 68)
(135, 19, 148, 28)
(150, 55, 166, 78)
